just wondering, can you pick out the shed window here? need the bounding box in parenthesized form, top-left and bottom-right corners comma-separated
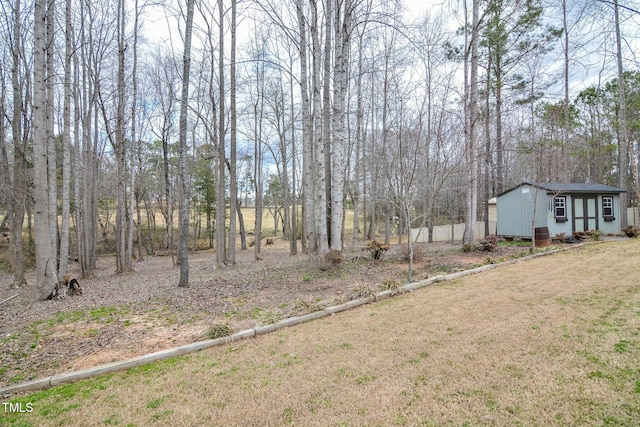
(554, 196, 567, 222)
(602, 196, 614, 220)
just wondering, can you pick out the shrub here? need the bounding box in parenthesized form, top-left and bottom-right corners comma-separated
(365, 240, 390, 260)
(477, 235, 498, 252)
(623, 225, 639, 238)
(574, 230, 603, 241)
(204, 323, 233, 340)
(324, 249, 344, 266)
(347, 284, 377, 301)
(573, 231, 588, 240)
(462, 244, 474, 253)
(589, 229, 603, 241)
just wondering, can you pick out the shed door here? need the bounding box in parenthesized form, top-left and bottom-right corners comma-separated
(573, 196, 598, 232)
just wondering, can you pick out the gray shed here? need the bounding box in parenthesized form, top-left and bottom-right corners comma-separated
(496, 182, 626, 239)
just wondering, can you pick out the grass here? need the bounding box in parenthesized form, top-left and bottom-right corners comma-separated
(2, 240, 640, 426)
(346, 283, 377, 301)
(249, 307, 283, 325)
(379, 279, 403, 295)
(203, 323, 233, 340)
(0, 306, 134, 384)
(290, 298, 326, 316)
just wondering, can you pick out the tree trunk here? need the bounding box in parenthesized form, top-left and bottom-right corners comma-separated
(228, 0, 238, 264)
(128, 0, 142, 266)
(562, 0, 571, 184)
(313, 0, 328, 254)
(162, 138, 174, 255)
(33, 0, 58, 297)
(484, 48, 493, 237)
(59, 0, 73, 278)
(115, 0, 130, 273)
(297, 0, 314, 254)
(46, 0, 58, 277)
(144, 196, 156, 254)
(288, 56, 298, 256)
(367, 208, 376, 240)
(323, 0, 333, 250)
(177, 0, 195, 287)
(614, 0, 635, 228)
(463, 0, 480, 245)
(216, 0, 227, 267)
(253, 55, 264, 259)
(237, 199, 247, 250)
(330, 0, 352, 252)
(277, 92, 292, 249)
(8, 0, 27, 288)
(76, 1, 98, 278)
(0, 73, 20, 286)
(494, 66, 504, 195)
(352, 23, 366, 248)
(384, 209, 390, 246)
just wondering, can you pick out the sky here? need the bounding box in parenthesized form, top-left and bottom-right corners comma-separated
(142, 0, 442, 45)
(140, 0, 639, 99)
(403, 0, 434, 17)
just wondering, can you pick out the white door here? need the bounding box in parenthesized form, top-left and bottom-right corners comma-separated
(573, 196, 598, 232)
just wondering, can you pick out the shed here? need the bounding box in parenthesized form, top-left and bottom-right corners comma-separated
(496, 182, 626, 239)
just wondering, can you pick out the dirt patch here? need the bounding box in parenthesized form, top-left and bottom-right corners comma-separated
(0, 240, 535, 387)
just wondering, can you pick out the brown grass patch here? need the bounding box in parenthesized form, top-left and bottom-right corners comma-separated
(4, 240, 640, 426)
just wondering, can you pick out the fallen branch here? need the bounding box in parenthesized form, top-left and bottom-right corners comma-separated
(0, 294, 18, 308)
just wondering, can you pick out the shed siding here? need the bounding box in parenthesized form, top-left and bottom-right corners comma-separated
(598, 194, 622, 235)
(497, 183, 624, 238)
(547, 195, 572, 238)
(497, 184, 548, 237)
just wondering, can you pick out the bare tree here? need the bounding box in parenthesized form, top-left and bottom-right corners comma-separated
(311, 0, 328, 254)
(562, 0, 571, 184)
(178, 0, 195, 287)
(246, 25, 267, 259)
(216, 0, 228, 267)
(74, 0, 101, 279)
(114, 0, 132, 273)
(296, 0, 314, 253)
(58, 0, 74, 279)
(613, 0, 632, 228)
(463, 0, 480, 245)
(2, 0, 28, 288)
(228, 0, 238, 264)
(351, 14, 366, 248)
(45, 0, 57, 279)
(131, 0, 146, 262)
(329, 0, 353, 252)
(148, 52, 178, 256)
(33, 0, 58, 297)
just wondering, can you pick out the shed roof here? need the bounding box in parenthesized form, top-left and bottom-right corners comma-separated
(497, 182, 626, 197)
